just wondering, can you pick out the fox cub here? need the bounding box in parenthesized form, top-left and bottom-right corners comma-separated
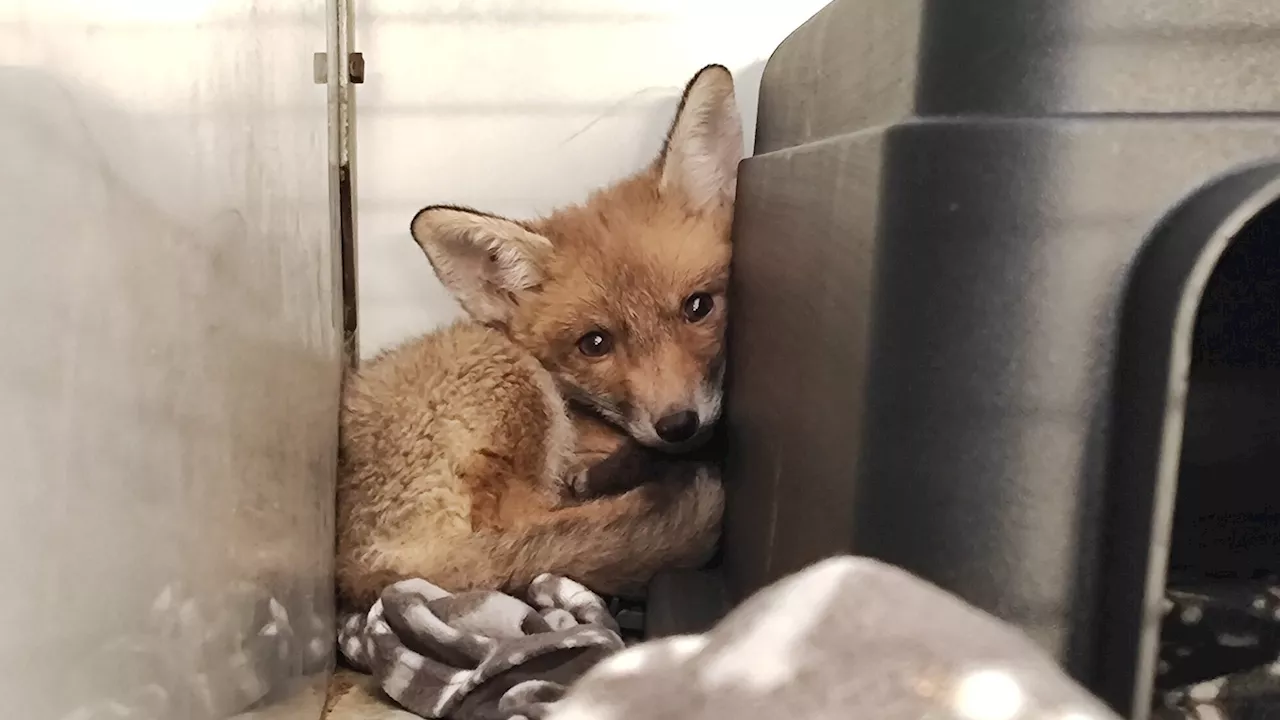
(337, 65, 744, 609)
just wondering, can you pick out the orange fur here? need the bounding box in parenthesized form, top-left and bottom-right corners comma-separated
(336, 65, 743, 610)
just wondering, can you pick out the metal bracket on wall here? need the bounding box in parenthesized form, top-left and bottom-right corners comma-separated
(314, 52, 364, 86)
(348, 53, 365, 84)
(322, 0, 361, 368)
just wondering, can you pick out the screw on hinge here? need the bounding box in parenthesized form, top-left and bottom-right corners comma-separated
(348, 53, 365, 84)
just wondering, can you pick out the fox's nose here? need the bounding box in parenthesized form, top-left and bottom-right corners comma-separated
(654, 410, 700, 443)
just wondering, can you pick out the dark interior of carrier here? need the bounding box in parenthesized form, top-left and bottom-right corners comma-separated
(1152, 200, 1280, 718)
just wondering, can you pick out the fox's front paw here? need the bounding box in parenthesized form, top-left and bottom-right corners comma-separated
(572, 441, 656, 500)
(639, 460, 722, 511)
(566, 467, 596, 501)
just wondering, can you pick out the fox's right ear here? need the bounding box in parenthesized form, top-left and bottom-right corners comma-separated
(410, 206, 552, 324)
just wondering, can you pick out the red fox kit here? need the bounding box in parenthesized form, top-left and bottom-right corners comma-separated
(337, 65, 743, 609)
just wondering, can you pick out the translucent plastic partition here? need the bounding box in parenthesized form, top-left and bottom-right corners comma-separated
(0, 1, 345, 717)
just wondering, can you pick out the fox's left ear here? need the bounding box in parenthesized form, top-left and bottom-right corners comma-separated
(658, 64, 744, 213)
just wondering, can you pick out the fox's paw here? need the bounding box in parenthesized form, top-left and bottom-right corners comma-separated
(571, 441, 656, 501)
(566, 467, 593, 500)
(642, 462, 722, 515)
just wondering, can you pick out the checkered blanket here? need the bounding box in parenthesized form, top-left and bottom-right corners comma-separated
(328, 558, 1123, 720)
(335, 574, 624, 720)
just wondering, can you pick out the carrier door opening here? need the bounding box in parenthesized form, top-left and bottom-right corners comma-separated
(1154, 196, 1280, 719)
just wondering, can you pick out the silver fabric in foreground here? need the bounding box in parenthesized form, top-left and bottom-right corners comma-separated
(550, 557, 1122, 720)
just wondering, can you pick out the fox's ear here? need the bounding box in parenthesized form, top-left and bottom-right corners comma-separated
(658, 64, 744, 213)
(410, 206, 552, 324)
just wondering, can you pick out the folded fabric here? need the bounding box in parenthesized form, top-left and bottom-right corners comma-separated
(547, 556, 1124, 720)
(338, 574, 624, 720)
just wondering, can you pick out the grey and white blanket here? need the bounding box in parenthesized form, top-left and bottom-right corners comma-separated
(336, 574, 624, 720)
(330, 557, 1126, 720)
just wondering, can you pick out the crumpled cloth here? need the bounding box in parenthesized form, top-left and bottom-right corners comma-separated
(337, 574, 623, 720)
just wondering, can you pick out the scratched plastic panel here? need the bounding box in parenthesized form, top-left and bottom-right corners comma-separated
(0, 1, 341, 718)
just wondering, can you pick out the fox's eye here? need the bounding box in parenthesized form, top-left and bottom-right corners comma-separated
(577, 330, 613, 358)
(682, 292, 715, 322)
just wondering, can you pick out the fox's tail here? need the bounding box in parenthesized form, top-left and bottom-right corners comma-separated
(484, 465, 725, 596)
(337, 464, 724, 610)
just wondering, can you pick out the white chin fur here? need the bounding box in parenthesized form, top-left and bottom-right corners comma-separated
(627, 422, 665, 448)
(694, 386, 724, 429)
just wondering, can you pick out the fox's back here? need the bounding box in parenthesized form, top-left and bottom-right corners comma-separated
(337, 321, 572, 590)
(342, 320, 542, 441)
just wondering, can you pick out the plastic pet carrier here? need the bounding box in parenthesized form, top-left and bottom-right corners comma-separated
(648, 2, 1280, 719)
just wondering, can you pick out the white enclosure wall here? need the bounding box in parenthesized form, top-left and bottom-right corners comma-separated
(0, 1, 828, 717)
(354, 0, 830, 357)
(0, 1, 342, 718)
